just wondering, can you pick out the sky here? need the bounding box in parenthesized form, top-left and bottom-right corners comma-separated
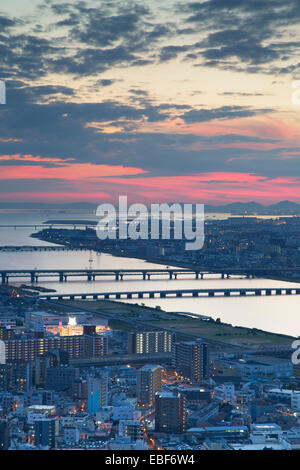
(0, 0, 300, 205)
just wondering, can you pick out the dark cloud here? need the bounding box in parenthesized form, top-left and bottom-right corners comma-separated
(6, 82, 75, 104)
(181, 106, 273, 123)
(0, 91, 295, 181)
(1, 0, 298, 82)
(0, 16, 18, 29)
(218, 92, 266, 96)
(159, 45, 189, 62)
(129, 89, 149, 96)
(71, 5, 150, 48)
(0, 0, 298, 193)
(176, 0, 300, 73)
(0, 2, 173, 81)
(98, 79, 118, 87)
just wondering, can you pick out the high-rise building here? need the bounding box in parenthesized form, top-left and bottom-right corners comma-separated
(128, 331, 174, 355)
(119, 420, 144, 441)
(172, 339, 210, 383)
(45, 366, 79, 393)
(3, 334, 108, 362)
(136, 364, 163, 408)
(87, 375, 108, 413)
(33, 350, 69, 388)
(34, 418, 57, 449)
(0, 362, 32, 393)
(155, 392, 187, 434)
(73, 378, 88, 399)
(0, 327, 14, 341)
(0, 419, 9, 450)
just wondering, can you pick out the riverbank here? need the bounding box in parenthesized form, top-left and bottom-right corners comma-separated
(31, 229, 300, 284)
(39, 296, 297, 350)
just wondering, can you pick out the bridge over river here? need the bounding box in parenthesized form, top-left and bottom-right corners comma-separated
(38, 286, 300, 300)
(0, 268, 250, 284)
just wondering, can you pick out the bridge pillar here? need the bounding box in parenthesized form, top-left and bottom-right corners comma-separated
(169, 271, 173, 280)
(221, 273, 225, 279)
(120, 274, 123, 281)
(1, 273, 7, 284)
(265, 290, 272, 296)
(224, 291, 231, 296)
(59, 273, 64, 282)
(192, 291, 198, 297)
(115, 272, 120, 281)
(161, 292, 166, 298)
(142, 272, 146, 280)
(208, 291, 214, 297)
(87, 272, 92, 282)
(149, 292, 155, 298)
(30, 272, 35, 283)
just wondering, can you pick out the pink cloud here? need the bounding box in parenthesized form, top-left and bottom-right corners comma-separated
(0, 160, 147, 180)
(2, 171, 300, 204)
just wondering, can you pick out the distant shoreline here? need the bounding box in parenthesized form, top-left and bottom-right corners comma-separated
(31, 230, 300, 284)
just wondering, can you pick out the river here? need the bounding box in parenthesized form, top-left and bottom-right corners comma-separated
(0, 210, 299, 337)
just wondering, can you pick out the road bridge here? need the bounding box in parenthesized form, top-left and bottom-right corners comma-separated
(0, 268, 229, 284)
(38, 286, 300, 300)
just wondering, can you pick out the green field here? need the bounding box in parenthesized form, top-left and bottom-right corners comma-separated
(39, 298, 296, 347)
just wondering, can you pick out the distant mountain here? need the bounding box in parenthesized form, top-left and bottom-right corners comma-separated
(267, 200, 300, 211)
(0, 202, 98, 210)
(204, 200, 300, 214)
(1, 200, 300, 215)
(205, 201, 265, 213)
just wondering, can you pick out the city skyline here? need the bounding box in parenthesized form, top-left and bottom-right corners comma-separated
(0, 0, 299, 204)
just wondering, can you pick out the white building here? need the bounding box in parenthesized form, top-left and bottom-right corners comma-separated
(105, 436, 148, 450)
(96, 406, 113, 424)
(27, 405, 56, 425)
(113, 405, 141, 422)
(214, 383, 235, 404)
(250, 423, 282, 444)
